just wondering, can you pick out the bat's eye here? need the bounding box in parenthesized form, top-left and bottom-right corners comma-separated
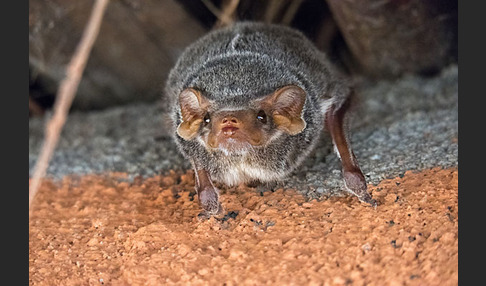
(257, 110, 267, 124)
(204, 113, 211, 124)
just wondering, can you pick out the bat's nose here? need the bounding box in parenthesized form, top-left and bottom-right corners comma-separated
(222, 116, 239, 124)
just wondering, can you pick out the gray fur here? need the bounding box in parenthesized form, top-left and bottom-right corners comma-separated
(166, 22, 351, 186)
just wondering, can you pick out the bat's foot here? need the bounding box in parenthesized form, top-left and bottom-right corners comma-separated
(197, 203, 224, 220)
(197, 187, 224, 220)
(357, 192, 377, 207)
(343, 170, 377, 208)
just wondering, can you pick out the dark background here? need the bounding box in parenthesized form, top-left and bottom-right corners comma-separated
(28, 0, 457, 114)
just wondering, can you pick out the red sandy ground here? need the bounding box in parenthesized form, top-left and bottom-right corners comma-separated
(29, 167, 458, 285)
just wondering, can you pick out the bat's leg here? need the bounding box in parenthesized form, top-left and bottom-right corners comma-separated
(193, 165, 224, 219)
(325, 95, 377, 207)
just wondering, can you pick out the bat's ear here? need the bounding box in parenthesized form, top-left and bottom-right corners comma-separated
(263, 85, 307, 135)
(177, 88, 209, 140)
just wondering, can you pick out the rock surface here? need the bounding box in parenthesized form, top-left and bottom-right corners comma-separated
(29, 0, 207, 109)
(326, 0, 457, 77)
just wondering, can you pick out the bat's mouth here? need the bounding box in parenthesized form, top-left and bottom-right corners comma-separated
(221, 126, 239, 136)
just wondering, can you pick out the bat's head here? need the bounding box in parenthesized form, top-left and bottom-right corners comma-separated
(176, 85, 307, 155)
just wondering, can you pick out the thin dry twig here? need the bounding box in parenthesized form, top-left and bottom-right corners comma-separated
(214, 0, 240, 28)
(202, 0, 240, 28)
(201, 0, 224, 21)
(29, 0, 110, 211)
(281, 0, 303, 25)
(264, 0, 286, 23)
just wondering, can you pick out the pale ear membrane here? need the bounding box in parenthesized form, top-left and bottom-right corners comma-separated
(177, 88, 209, 140)
(266, 85, 307, 135)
